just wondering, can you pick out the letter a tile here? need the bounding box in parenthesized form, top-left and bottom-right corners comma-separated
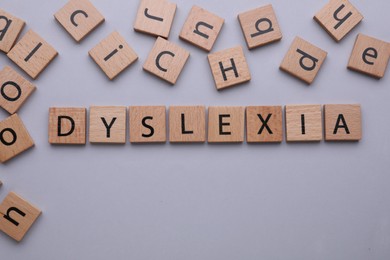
(324, 104, 361, 141)
(169, 106, 206, 143)
(246, 106, 283, 143)
(129, 106, 166, 143)
(208, 106, 245, 143)
(0, 9, 25, 53)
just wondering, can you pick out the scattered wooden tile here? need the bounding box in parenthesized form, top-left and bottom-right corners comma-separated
(246, 106, 283, 143)
(314, 0, 363, 42)
(143, 37, 190, 84)
(48, 107, 86, 145)
(285, 105, 323, 142)
(0, 66, 36, 114)
(347, 34, 390, 79)
(169, 106, 206, 143)
(208, 106, 245, 143)
(179, 6, 224, 52)
(54, 0, 105, 42)
(238, 4, 282, 50)
(280, 37, 327, 84)
(324, 104, 361, 141)
(89, 31, 138, 80)
(207, 46, 251, 90)
(0, 114, 34, 163)
(129, 106, 166, 143)
(133, 0, 177, 38)
(7, 30, 58, 79)
(0, 192, 41, 242)
(89, 106, 126, 144)
(0, 9, 25, 53)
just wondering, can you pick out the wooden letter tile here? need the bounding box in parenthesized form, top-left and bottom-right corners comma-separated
(49, 107, 86, 145)
(129, 106, 166, 143)
(246, 106, 283, 143)
(208, 106, 245, 143)
(207, 46, 251, 90)
(347, 34, 390, 79)
(0, 66, 36, 114)
(0, 9, 25, 53)
(324, 104, 361, 141)
(238, 4, 282, 50)
(169, 106, 206, 143)
(179, 6, 224, 52)
(285, 105, 323, 142)
(143, 37, 190, 84)
(89, 31, 138, 80)
(280, 37, 327, 84)
(0, 114, 34, 163)
(89, 106, 126, 144)
(133, 0, 177, 38)
(54, 0, 105, 42)
(7, 30, 58, 79)
(314, 0, 363, 42)
(0, 192, 41, 242)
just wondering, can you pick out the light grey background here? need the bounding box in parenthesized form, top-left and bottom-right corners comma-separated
(1, 0, 389, 259)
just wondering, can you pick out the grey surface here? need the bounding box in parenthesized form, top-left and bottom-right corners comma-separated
(1, 0, 390, 259)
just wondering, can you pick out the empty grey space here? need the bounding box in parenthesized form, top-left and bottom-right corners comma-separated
(0, 0, 389, 259)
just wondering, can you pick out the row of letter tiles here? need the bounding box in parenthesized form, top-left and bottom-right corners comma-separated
(47, 105, 362, 145)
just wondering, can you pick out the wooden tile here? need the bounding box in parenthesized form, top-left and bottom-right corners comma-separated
(143, 37, 190, 84)
(0, 9, 25, 53)
(89, 31, 138, 80)
(0, 192, 41, 242)
(54, 0, 105, 42)
(0, 66, 36, 114)
(238, 4, 282, 50)
(314, 0, 363, 42)
(89, 106, 126, 144)
(208, 106, 245, 143)
(179, 6, 224, 52)
(347, 34, 390, 79)
(169, 106, 206, 143)
(7, 30, 58, 79)
(133, 0, 177, 38)
(49, 107, 86, 145)
(207, 46, 251, 90)
(324, 104, 361, 141)
(285, 105, 323, 142)
(280, 37, 327, 84)
(246, 106, 283, 143)
(129, 106, 166, 143)
(0, 114, 34, 163)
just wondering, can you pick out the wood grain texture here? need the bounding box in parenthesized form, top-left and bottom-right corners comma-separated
(324, 104, 361, 141)
(0, 9, 25, 53)
(246, 106, 283, 143)
(0, 114, 34, 163)
(0, 192, 41, 242)
(54, 0, 105, 42)
(129, 106, 166, 143)
(169, 106, 206, 143)
(238, 4, 282, 50)
(208, 106, 245, 143)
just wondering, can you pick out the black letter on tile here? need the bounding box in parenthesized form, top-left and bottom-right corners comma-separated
(301, 114, 306, 135)
(181, 113, 193, 134)
(70, 10, 88, 27)
(333, 4, 352, 30)
(362, 47, 377, 65)
(0, 15, 12, 41)
(297, 49, 319, 71)
(24, 42, 43, 62)
(104, 45, 123, 61)
(219, 114, 231, 135)
(57, 116, 75, 137)
(142, 116, 154, 138)
(144, 8, 164, 22)
(333, 114, 350, 134)
(257, 114, 273, 134)
(156, 51, 175, 72)
(219, 59, 238, 81)
(3, 207, 26, 226)
(194, 21, 213, 39)
(101, 117, 117, 138)
(251, 18, 274, 38)
(1, 81, 21, 102)
(0, 128, 17, 146)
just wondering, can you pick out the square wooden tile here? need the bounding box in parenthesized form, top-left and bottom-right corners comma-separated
(207, 46, 251, 90)
(54, 0, 105, 42)
(143, 37, 190, 84)
(0, 114, 34, 163)
(0, 66, 36, 114)
(49, 107, 86, 145)
(238, 4, 282, 50)
(89, 31, 138, 80)
(7, 30, 58, 79)
(347, 34, 390, 79)
(133, 0, 177, 38)
(285, 105, 323, 142)
(0, 9, 25, 53)
(324, 104, 361, 141)
(314, 0, 363, 42)
(179, 6, 224, 52)
(0, 192, 41, 242)
(129, 106, 166, 143)
(246, 106, 283, 143)
(208, 106, 245, 143)
(169, 106, 206, 143)
(89, 106, 126, 144)
(280, 37, 327, 84)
